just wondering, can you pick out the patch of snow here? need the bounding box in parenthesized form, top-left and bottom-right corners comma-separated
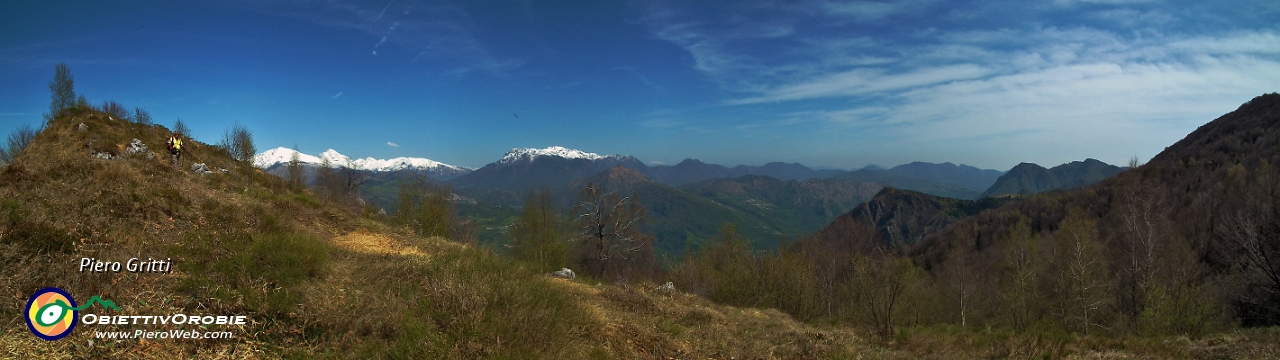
(252, 147, 469, 173)
(498, 146, 616, 165)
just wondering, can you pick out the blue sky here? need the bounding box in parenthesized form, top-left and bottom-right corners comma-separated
(2, 0, 1277, 170)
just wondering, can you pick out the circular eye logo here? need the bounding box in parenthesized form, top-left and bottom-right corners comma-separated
(25, 287, 78, 341)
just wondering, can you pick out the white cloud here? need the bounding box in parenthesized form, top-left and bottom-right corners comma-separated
(639, 0, 1280, 168)
(729, 63, 993, 104)
(386, 142, 399, 147)
(330, 92, 343, 99)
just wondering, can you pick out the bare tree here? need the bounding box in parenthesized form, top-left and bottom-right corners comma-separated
(572, 182, 648, 261)
(99, 100, 131, 121)
(999, 215, 1042, 331)
(286, 145, 305, 190)
(133, 107, 153, 125)
(1057, 208, 1108, 335)
(1216, 163, 1280, 324)
(173, 118, 191, 137)
(1, 124, 39, 165)
(315, 157, 336, 198)
(851, 251, 921, 340)
(44, 63, 76, 123)
(941, 233, 980, 328)
(336, 163, 368, 201)
(220, 123, 256, 163)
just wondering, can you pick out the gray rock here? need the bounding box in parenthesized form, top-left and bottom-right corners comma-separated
(77, 123, 88, 132)
(91, 152, 116, 160)
(656, 281, 676, 293)
(146, 152, 155, 160)
(191, 163, 212, 174)
(551, 268, 575, 280)
(124, 139, 147, 156)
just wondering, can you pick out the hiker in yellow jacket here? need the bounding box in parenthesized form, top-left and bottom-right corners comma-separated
(166, 131, 182, 167)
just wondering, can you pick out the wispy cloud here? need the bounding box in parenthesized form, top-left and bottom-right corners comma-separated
(237, 0, 522, 75)
(372, 21, 400, 55)
(386, 141, 399, 147)
(637, 0, 1280, 167)
(330, 92, 343, 99)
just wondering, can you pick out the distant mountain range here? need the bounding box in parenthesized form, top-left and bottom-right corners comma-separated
(254, 146, 1017, 199)
(253, 145, 1127, 256)
(832, 162, 1004, 199)
(254, 147, 473, 181)
(255, 143, 1131, 205)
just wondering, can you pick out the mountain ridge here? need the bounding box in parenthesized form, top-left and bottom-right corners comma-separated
(978, 158, 1124, 198)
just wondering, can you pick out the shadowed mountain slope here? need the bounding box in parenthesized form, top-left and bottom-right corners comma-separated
(907, 93, 1280, 326)
(811, 187, 1012, 249)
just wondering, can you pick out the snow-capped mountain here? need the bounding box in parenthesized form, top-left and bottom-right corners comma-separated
(253, 147, 322, 169)
(253, 147, 472, 180)
(497, 146, 613, 165)
(451, 146, 645, 190)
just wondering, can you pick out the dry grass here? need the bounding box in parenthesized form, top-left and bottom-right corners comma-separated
(330, 230, 429, 257)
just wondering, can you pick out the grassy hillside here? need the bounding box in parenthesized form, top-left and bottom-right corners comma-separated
(0, 108, 883, 358)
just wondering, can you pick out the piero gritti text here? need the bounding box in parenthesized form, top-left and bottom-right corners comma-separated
(79, 257, 174, 273)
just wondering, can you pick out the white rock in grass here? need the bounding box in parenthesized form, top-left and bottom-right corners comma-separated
(551, 268, 575, 279)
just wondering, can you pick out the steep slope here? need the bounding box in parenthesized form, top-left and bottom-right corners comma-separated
(680, 175, 883, 233)
(908, 93, 1280, 326)
(979, 158, 1124, 198)
(812, 187, 1012, 248)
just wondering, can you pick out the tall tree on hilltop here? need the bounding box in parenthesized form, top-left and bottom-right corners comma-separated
(44, 63, 76, 123)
